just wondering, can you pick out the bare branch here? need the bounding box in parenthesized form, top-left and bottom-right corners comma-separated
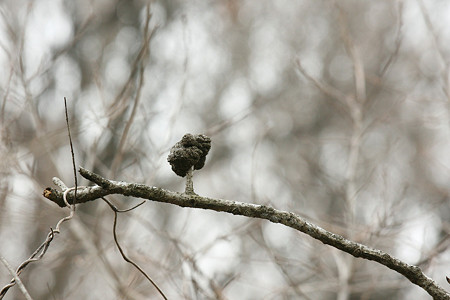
(42, 167, 450, 300)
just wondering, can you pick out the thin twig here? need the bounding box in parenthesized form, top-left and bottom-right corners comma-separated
(54, 187, 81, 233)
(295, 59, 350, 107)
(101, 197, 167, 300)
(109, 4, 154, 177)
(0, 182, 82, 299)
(379, 1, 403, 78)
(0, 228, 54, 299)
(107, 6, 157, 122)
(0, 256, 33, 300)
(64, 97, 78, 206)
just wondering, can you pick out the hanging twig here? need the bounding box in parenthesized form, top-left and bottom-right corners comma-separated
(101, 197, 167, 300)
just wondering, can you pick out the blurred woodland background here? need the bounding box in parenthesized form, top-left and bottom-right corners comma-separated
(0, 0, 449, 299)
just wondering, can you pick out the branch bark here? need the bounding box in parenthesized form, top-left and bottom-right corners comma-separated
(43, 167, 450, 299)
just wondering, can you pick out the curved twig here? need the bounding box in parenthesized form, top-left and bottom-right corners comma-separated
(101, 197, 167, 300)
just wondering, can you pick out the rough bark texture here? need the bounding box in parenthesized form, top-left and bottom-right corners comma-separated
(42, 167, 450, 300)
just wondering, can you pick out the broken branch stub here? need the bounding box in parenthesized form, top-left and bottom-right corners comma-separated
(167, 134, 211, 177)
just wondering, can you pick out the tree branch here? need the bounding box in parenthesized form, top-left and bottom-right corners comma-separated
(42, 167, 450, 299)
